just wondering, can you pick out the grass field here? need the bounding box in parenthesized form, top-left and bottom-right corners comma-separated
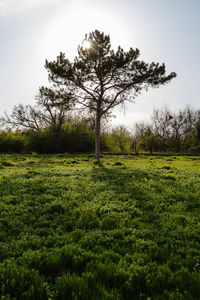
(0, 153, 200, 299)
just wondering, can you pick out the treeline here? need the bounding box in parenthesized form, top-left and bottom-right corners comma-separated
(134, 107, 200, 154)
(0, 117, 131, 154)
(0, 106, 200, 154)
(0, 118, 95, 153)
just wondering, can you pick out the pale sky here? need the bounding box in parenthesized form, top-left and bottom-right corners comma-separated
(0, 0, 200, 127)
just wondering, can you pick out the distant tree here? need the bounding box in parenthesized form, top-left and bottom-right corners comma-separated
(169, 109, 188, 152)
(194, 111, 200, 141)
(151, 108, 173, 143)
(182, 107, 200, 153)
(148, 106, 200, 153)
(45, 30, 176, 160)
(1, 104, 42, 131)
(134, 121, 153, 139)
(1, 86, 75, 131)
(138, 130, 161, 154)
(187, 108, 200, 141)
(36, 86, 76, 131)
(133, 121, 153, 152)
(111, 125, 132, 153)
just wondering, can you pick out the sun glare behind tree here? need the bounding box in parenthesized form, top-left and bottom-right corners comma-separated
(82, 39, 91, 49)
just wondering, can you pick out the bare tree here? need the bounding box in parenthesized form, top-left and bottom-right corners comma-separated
(169, 109, 188, 152)
(1, 86, 75, 131)
(151, 107, 173, 141)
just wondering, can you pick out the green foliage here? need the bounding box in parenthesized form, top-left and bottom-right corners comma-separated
(0, 262, 48, 299)
(160, 165, 172, 170)
(17, 121, 94, 153)
(23, 121, 95, 153)
(0, 118, 96, 154)
(113, 161, 123, 166)
(109, 126, 132, 153)
(0, 131, 25, 153)
(138, 133, 161, 154)
(0, 154, 199, 299)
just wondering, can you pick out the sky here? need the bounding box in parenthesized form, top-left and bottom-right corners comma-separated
(0, 0, 200, 128)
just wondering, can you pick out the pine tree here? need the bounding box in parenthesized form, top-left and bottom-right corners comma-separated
(45, 30, 176, 160)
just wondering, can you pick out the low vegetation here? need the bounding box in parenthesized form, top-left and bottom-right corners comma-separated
(1, 106, 200, 155)
(0, 154, 199, 299)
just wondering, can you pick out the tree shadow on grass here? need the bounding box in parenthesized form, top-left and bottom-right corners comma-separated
(90, 165, 153, 203)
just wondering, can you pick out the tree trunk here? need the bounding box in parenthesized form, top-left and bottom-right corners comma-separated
(177, 137, 181, 153)
(95, 111, 101, 160)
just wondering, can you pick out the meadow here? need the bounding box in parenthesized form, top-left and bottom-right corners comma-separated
(0, 153, 200, 299)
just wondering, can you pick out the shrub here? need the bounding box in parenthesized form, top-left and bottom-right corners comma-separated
(0, 131, 25, 153)
(25, 122, 95, 153)
(0, 262, 48, 299)
(113, 161, 123, 166)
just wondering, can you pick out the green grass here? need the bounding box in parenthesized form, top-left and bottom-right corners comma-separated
(0, 153, 200, 299)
